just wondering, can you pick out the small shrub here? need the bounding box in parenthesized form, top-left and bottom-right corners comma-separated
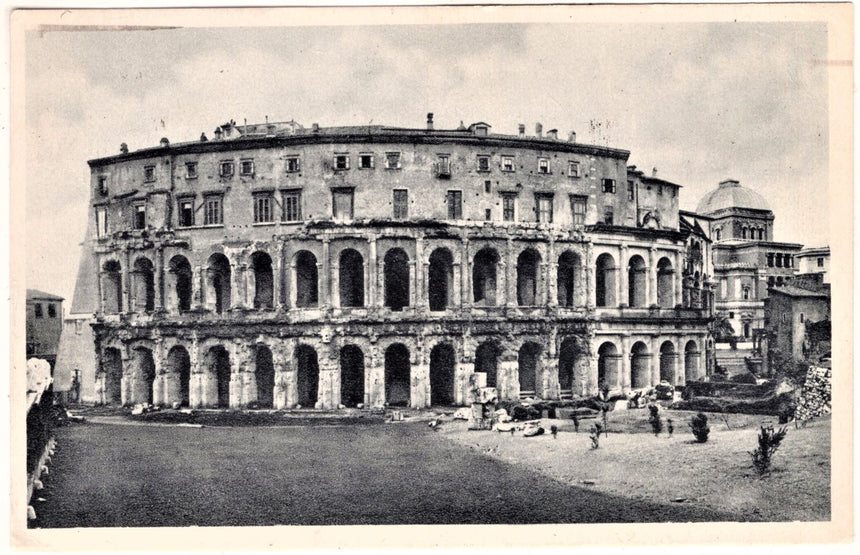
(689, 412, 710, 443)
(667, 419, 674, 437)
(731, 372, 758, 384)
(648, 405, 663, 436)
(571, 413, 580, 432)
(750, 425, 789, 475)
(589, 424, 601, 449)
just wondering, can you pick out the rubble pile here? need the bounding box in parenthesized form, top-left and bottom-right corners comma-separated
(794, 365, 831, 422)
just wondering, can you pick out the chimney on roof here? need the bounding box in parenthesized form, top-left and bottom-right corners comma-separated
(652, 167, 658, 177)
(426, 112, 434, 130)
(120, 142, 128, 154)
(518, 124, 525, 137)
(200, 133, 208, 142)
(214, 127, 222, 140)
(535, 122, 543, 138)
(568, 131, 577, 143)
(312, 123, 320, 133)
(159, 137, 169, 148)
(547, 129, 558, 140)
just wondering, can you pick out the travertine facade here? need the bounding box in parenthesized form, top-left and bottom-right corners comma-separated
(84, 116, 713, 409)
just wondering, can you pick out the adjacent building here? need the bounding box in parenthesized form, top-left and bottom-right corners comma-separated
(25, 290, 64, 369)
(796, 246, 830, 284)
(765, 279, 831, 361)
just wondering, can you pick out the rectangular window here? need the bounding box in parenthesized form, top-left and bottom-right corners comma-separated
(359, 154, 374, 169)
(627, 181, 635, 201)
(393, 189, 408, 220)
(253, 194, 275, 223)
(502, 156, 515, 172)
(220, 160, 234, 177)
(48, 304, 57, 318)
(603, 206, 614, 225)
(282, 190, 302, 222)
(97, 176, 108, 195)
(568, 160, 581, 177)
(502, 194, 516, 222)
(477, 155, 490, 172)
(385, 152, 401, 169)
(96, 207, 109, 237)
(602, 179, 616, 193)
(446, 190, 462, 220)
(333, 189, 354, 220)
(240, 159, 255, 176)
(484, 180, 492, 194)
(185, 162, 198, 179)
(538, 157, 550, 174)
(34, 303, 43, 319)
(536, 195, 554, 223)
(485, 209, 492, 221)
(817, 257, 824, 267)
(75, 320, 83, 334)
(178, 198, 195, 227)
(133, 203, 146, 230)
(334, 154, 350, 170)
(571, 196, 587, 225)
(203, 195, 223, 225)
(286, 156, 301, 173)
(144, 165, 155, 182)
(436, 154, 450, 176)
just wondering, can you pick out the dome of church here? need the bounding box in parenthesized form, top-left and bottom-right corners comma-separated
(696, 179, 771, 214)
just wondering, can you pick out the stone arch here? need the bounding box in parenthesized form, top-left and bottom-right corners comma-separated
(206, 346, 231, 408)
(131, 346, 155, 404)
(627, 254, 647, 307)
(295, 344, 320, 407)
(517, 342, 542, 397)
(657, 257, 674, 308)
(102, 259, 123, 313)
(475, 340, 501, 388)
(630, 341, 650, 389)
(428, 247, 454, 311)
(473, 247, 499, 306)
(168, 255, 193, 311)
(597, 342, 620, 388)
(595, 253, 617, 307)
(429, 342, 456, 406)
(132, 257, 155, 312)
(685, 340, 701, 383)
(516, 248, 541, 306)
(102, 347, 123, 404)
(165, 345, 190, 407)
(207, 253, 232, 314)
(557, 250, 581, 308)
(294, 250, 319, 308)
(383, 248, 410, 311)
(254, 344, 275, 407)
(384, 343, 411, 407)
(659, 341, 677, 383)
(558, 337, 586, 397)
(339, 249, 365, 308)
(250, 251, 274, 309)
(340, 345, 365, 407)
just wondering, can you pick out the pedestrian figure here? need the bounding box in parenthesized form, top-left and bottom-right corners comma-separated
(572, 413, 580, 432)
(667, 418, 674, 437)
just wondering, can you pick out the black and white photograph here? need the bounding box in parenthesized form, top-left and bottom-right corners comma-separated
(11, 3, 853, 551)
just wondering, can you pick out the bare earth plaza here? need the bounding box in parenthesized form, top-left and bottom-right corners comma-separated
(18, 9, 845, 541)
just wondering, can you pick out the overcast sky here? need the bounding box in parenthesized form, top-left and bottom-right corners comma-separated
(24, 21, 830, 305)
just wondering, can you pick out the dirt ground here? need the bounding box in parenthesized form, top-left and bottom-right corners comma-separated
(439, 410, 831, 522)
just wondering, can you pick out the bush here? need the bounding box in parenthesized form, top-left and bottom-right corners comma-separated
(731, 372, 758, 384)
(589, 423, 602, 449)
(689, 412, 710, 443)
(648, 405, 663, 436)
(750, 425, 789, 475)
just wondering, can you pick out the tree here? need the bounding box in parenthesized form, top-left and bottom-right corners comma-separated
(711, 312, 737, 349)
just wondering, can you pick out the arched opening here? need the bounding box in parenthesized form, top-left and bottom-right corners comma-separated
(429, 343, 456, 406)
(384, 343, 411, 407)
(340, 345, 365, 407)
(475, 341, 500, 388)
(595, 253, 617, 307)
(166, 345, 191, 407)
(597, 342, 619, 389)
(657, 257, 674, 308)
(254, 345, 275, 408)
(294, 251, 319, 308)
(516, 249, 541, 306)
(659, 341, 676, 383)
(102, 260, 123, 313)
(631, 342, 651, 389)
(628, 255, 647, 307)
(557, 250, 581, 307)
(132, 258, 155, 312)
(472, 247, 499, 306)
(250, 251, 274, 309)
(518, 342, 541, 397)
(207, 346, 231, 408)
(102, 347, 123, 404)
(428, 248, 453, 311)
(685, 341, 700, 382)
(383, 248, 410, 311)
(558, 337, 586, 398)
(339, 249, 365, 307)
(295, 344, 319, 407)
(131, 347, 155, 404)
(743, 323, 750, 338)
(207, 254, 232, 314)
(168, 255, 193, 311)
